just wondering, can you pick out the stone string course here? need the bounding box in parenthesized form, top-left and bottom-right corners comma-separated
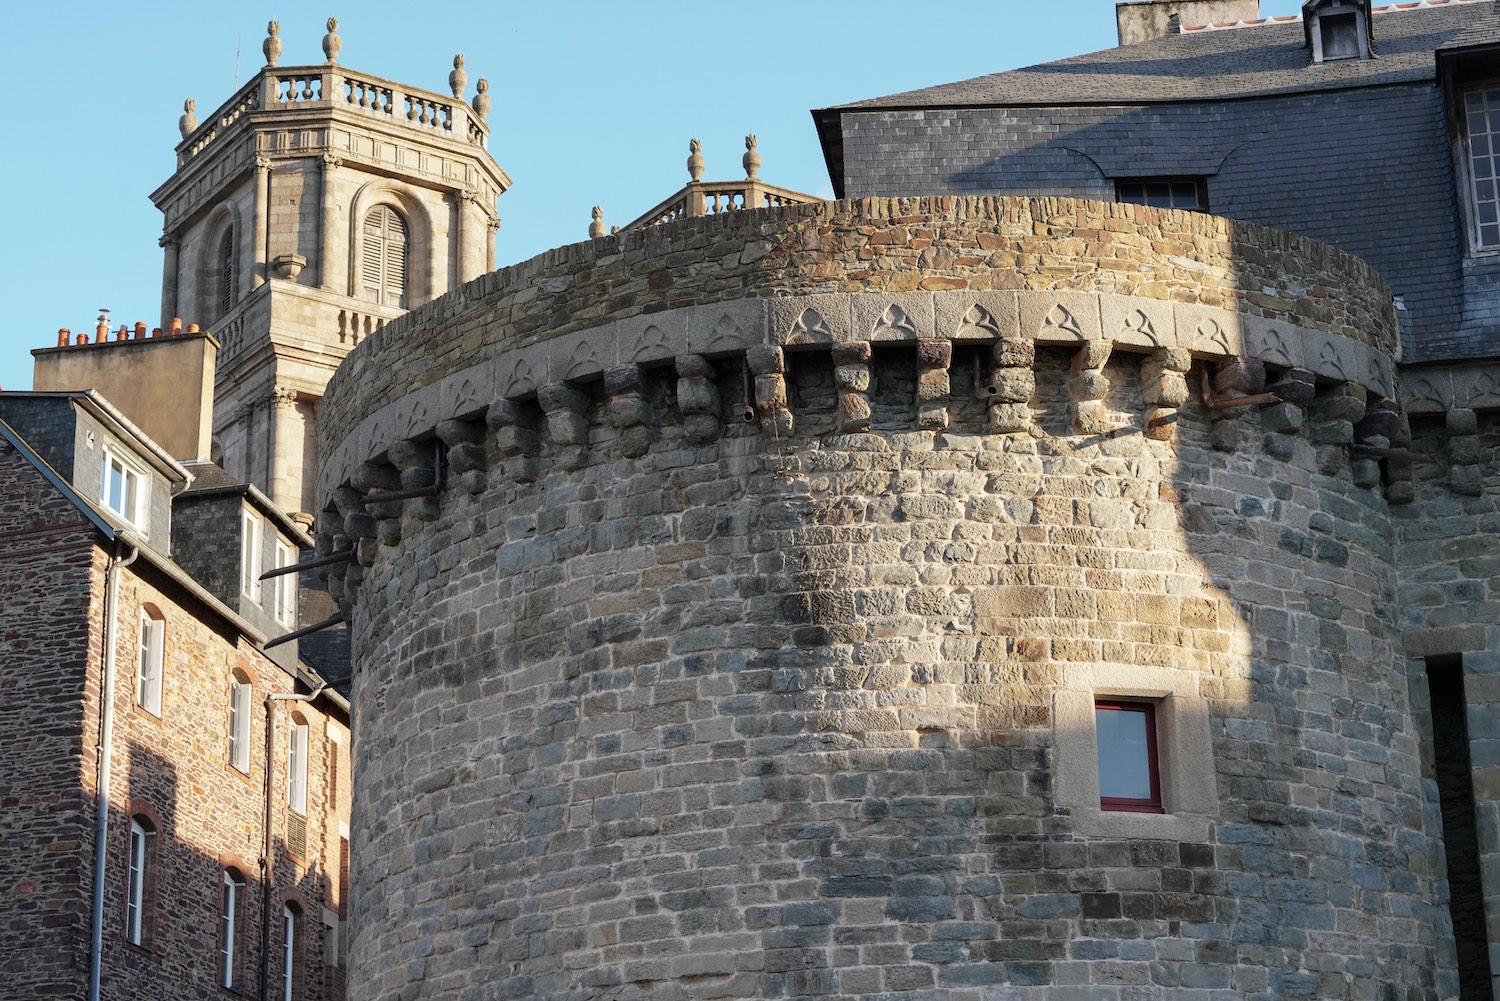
(317, 198, 1470, 999)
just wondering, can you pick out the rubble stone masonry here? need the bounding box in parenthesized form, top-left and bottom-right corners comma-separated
(0, 436, 351, 1001)
(318, 198, 1455, 998)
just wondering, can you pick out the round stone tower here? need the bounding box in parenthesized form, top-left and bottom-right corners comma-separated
(316, 197, 1438, 998)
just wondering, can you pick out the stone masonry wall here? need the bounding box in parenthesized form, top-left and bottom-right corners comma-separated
(94, 557, 350, 1001)
(0, 435, 351, 1000)
(319, 198, 1443, 998)
(317, 196, 1397, 461)
(834, 87, 1476, 362)
(0, 436, 105, 1001)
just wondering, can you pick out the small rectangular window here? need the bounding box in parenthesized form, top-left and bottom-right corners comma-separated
(242, 510, 262, 600)
(282, 906, 299, 1001)
(222, 871, 245, 989)
(137, 610, 163, 715)
(274, 539, 297, 627)
(288, 721, 309, 815)
(100, 450, 146, 530)
(229, 680, 252, 773)
(126, 819, 151, 945)
(1115, 177, 1208, 213)
(1094, 700, 1164, 813)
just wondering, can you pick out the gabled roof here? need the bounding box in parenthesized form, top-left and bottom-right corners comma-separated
(818, 0, 1487, 112)
(0, 390, 191, 485)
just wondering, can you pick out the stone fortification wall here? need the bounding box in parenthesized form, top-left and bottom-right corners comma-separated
(316, 196, 1397, 462)
(317, 198, 1442, 999)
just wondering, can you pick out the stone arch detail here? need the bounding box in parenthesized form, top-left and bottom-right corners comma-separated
(346, 179, 437, 307)
(199, 201, 244, 324)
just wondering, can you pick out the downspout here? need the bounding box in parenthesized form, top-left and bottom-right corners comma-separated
(88, 540, 139, 1001)
(259, 682, 327, 1001)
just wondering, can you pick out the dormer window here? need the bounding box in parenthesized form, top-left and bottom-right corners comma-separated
(101, 447, 147, 532)
(1304, 0, 1371, 64)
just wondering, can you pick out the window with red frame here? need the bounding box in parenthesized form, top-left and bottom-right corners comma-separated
(1094, 700, 1164, 813)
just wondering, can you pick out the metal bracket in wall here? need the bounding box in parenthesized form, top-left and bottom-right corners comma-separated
(738, 360, 756, 423)
(258, 549, 356, 581)
(262, 612, 346, 651)
(1200, 368, 1282, 410)
(345, 439, 447, 506)
(972, 356, 998, 400)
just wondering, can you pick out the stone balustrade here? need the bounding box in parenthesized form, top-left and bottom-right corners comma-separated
(176, 64, 488, 168)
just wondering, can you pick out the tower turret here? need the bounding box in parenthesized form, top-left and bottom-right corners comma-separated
(150, 21, 510, 519)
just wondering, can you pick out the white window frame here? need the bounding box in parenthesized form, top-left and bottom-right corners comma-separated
(288, 720, 309, 815)
(137, 609, 163, 715)
(222, 871, 243, 988)
(126, 819, 149, 945)
(1461, 83, 1500, 254)
(242, 509, 262, 601)
(229, 679, 252, 773)
(100, 448, 146, 531)
(282, 905, 298, 1001)
(273, 538, 297, 628)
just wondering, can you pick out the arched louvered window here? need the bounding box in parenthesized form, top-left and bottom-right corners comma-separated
(219, 229, 236, 316)
(361, 205, 408, 307)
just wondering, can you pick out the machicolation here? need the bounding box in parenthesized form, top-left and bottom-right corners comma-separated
(316, 197, 1453, 998)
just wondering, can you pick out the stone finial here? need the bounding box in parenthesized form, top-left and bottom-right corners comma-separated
(322, 17, 342, 64)
(471, 78, 490, 120)
(263, 20, 282, 66)
(589, 205, 606, 239)
(178, 98, 198, 139)
(449, 54, 467, 99)
(743, 134, 761, 180)
(687, 138, 705, 182)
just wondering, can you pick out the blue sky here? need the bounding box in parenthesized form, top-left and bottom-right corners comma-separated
(0, 0, 1306, 392)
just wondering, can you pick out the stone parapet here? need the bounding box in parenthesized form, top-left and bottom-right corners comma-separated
(317, 196, 1401, 460)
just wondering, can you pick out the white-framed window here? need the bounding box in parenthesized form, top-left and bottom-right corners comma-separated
(273, 538, 297, 627)
(282, 904, 300, 1001)
(288, 719, 309, 815)
(242, 509, 262, 601)
(1463, 85, 1500, 252)
(136, 608, 163, 715)
(229, 677, 252, 772)
(100, 448, 145, 530)
(125, 817, 153, 945)
(222, 870, 246, 988)
(360, 204, 409, 307)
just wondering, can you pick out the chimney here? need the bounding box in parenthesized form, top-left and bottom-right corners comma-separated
(32, 321, 220, 463)
(1116, 0, 1261, 45)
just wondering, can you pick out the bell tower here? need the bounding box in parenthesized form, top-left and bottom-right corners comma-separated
(150, 18, 510, 520)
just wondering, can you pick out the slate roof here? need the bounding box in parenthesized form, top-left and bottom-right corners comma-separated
(821, 0, 1493, 111)
(1436, 0, 1500, 51)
